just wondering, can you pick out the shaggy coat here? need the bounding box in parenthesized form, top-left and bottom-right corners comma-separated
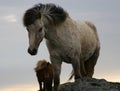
(34, 60, 53, 91)
(23, 3, 100, 91)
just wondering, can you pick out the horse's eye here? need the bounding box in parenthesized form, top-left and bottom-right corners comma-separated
(39, 28, 42, 32)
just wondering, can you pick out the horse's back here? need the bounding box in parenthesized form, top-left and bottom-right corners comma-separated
(75, 20, 100, 61)
(84, 21, 99, 42)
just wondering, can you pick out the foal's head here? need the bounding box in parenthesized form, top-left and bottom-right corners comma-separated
(23, 4, 45, 55)
(34, 60, 48, 72)
(23, 3, 68, 55)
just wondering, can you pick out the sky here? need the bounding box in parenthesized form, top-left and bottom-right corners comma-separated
(0, 0, 120, 91)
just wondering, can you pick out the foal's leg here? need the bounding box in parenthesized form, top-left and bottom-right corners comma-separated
(37, 78, 42, 91)
(43, 82, 45, 91)
(39, 82, 42, 91)
(50, 56, 61, 91)
(84, 48, 100, 77)
(45, 78, 53, 91)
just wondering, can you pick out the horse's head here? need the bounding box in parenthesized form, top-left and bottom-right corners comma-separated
(27, 20, 45, 55)
(23, 7, 45, 55)
(23, 3, 68, 55)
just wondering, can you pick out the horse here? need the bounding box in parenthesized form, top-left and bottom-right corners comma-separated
(23, 3, 100, 91)
(34, 59, 53, 91)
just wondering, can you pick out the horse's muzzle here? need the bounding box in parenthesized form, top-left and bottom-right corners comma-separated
(28, 48, 37, 55)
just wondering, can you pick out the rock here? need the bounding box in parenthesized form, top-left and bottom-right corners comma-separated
(59, 78, 120, 91)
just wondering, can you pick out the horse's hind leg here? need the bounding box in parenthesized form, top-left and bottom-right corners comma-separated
(84, 48, 100, 77)
(71, 56, 82, 79)
(80, 60, 86, 76)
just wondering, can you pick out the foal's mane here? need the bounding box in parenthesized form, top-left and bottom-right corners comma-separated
(23, 3, 68, 26)
(34, 60, 49, 72)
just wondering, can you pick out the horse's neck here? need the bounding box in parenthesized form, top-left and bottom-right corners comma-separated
(44, 17, 75, 44)
(44, 26, 57, 40)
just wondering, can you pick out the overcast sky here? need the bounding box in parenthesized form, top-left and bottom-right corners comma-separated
(0, 0, 120, 91)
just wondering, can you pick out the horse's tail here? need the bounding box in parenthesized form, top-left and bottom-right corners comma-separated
(85, 21, 100, 45)
(68, 61, 86, 80)
(85, 21, 96, 31)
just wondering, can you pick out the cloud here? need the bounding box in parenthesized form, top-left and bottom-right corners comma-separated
(2, 14, 17, 22)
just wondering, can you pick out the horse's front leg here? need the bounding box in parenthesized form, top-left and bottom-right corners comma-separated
(50, 56, 62, 91)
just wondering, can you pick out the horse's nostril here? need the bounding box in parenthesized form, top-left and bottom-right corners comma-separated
(28, 48, 31, 53)
(28, 48, 37, 55)
(33, 48, 37, 54)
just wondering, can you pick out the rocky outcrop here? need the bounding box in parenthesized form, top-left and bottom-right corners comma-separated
(59, 78, 120, 91)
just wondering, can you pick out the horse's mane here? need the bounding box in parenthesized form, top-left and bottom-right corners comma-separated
(23, 3, 68, 26)
(34, 60, 49, 72)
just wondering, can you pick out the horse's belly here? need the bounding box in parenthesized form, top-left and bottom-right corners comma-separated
(80, 37, 97, 61)
(59, 45, 81, 63)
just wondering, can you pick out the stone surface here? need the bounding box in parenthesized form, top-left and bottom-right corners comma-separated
(59, 78, 120, 91)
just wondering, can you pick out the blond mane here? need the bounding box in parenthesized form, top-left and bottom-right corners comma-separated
(23, 3, 68, 26)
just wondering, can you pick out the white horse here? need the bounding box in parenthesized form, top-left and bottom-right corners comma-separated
(23, 3, 100, 91)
